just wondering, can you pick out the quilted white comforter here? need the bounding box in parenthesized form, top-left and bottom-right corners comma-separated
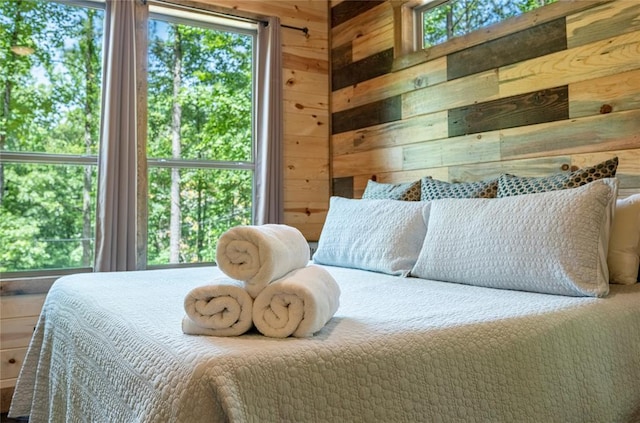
(10, 265, 640, 422)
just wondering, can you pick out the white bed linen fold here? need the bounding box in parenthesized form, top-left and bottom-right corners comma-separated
(252, 265, 340, 338)
(182, 278, 253, 337)
(215, 224, 310, 298)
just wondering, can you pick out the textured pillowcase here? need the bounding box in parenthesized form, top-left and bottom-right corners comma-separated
(497, 156, 618, 197)
(608, 194, 640, 284)
(411, 179, 618, 297)
(362, 179, 421, 201)
(420, 176, 498, 200)
(313, 197, 429, 276)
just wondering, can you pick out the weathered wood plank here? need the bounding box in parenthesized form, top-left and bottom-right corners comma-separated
(284, 201, 328, 224)
(283, 52, 329, 75)
(0, 316, 37, 349)
(351, 15, 394, 62)
(333, 56, 447, 114)
(403, 70, 499, 119)
(448, 86, 569, 137)
(1, 348, 27, 381)
(332, 176, 354, 198)
(284, 156, 329, 180)
(499, 30, 640, 98)
(567, 0, 640, 49)
(500, 109, 640, 160)
(403, 131, 502, 170)
(283, 179, 330, 203)
(448, 156, 572, 182)
(331, 0, 385, 29)
(333, 146, 404, 178)
(0, 294, 46, 319)
(284, 135, 328, 160)
(569, 69, 640, 118)
(447, 18, 567, 81)
(332, 48, 395, 91)
(332, 2, 390, 48)
(284, 67, 330, 97)
(331, 43, 352, 70)
(332, 95, 402, 134)
(332, 110, 448, 156)
(284, 111, 328, 138)
(393, 0, 611, 72)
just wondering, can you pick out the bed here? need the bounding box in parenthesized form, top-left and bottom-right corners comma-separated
(9, 160, 640, 423)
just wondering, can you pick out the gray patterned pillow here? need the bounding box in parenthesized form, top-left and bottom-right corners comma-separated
(497, 157, 618, 197)
(420, 177, 498, 201)
(362, 180, 421, 201)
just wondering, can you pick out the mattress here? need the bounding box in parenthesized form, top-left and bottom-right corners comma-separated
(10, 265, 640, 422)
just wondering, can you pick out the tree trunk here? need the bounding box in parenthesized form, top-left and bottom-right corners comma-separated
(82, 10, 96, 267)
(169, 26, 182, 263)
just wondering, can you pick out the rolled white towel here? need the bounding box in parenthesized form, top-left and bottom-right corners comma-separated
(216, 224, 310, 298)
(182, 278, 253, 337)
(252, 265, 341, 338)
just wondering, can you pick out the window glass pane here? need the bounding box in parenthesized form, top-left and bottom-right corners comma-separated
(147, 11, 255, 266)
(1, 1, 104, 155)
(0, 163, 96, 272)
(420, 0, 557, 49)
(147, 167, 253, 265)
(0, 1, 103, 273)
(147, 18, 253, 162)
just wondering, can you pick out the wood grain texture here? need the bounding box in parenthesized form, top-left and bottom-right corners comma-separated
(500, 109, 640, 160)
(332, 2, 390, 48)
(332, 111, 448, 156)
(332, 48, 395, 91)
(332, 95, 401, 134)
(569, 69, 640, 118)
(331, 43, 352, 70)
(333, 146, 404, 178)
(567, 0, 640, 49)
(1, 348, 27, 381)
(333, 56, 446, 113)
(447, 18, 567, 81)
(499, 29, 640, 98)
(351, 12, 394, 62)
(0, 295, 45, 319)
(403, 131, 501, 170)
(332, 176, 354, 199)
(448, 86, 569, 137)
(331, 0, 385, 28)
(0, 316, 38, 350)
(403, 70, 499, 119)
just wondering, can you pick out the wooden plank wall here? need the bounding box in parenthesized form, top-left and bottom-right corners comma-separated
(198, 0, 331, 241)
(330, 0, 640, 199)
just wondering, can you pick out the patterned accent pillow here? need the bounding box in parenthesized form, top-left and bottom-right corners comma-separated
(420, 177, 498, 201)
(497, 157, 618, 197)
(362, 180, 421, 201)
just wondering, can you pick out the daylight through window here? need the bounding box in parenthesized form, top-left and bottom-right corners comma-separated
(416, 0, 557, 49)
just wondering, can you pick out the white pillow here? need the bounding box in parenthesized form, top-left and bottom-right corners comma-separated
(313, 197, 429, 276)
(608, 194, 640, 284)
(411, 179, 618, 297)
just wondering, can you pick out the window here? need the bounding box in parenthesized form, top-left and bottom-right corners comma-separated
(0, 0, 104, 272)
(415, 0, 557, 49)
(1, 1, 262, 274)
(146, 6, 256, 266)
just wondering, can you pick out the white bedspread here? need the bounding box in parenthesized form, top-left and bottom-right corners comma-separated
(10, 265, 640, 423)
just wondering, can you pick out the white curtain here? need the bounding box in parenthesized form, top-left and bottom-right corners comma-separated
(94, 0, 138, 272)
(254, 17, 284, 225)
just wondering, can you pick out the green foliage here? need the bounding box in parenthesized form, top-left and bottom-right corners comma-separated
(146, 18, 254, 264)
(2, 5, 255, 270)
(1, 1, 102, 272)
(421, 0, 557, 48)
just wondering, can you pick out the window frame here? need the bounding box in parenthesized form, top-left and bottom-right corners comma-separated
(0, 0, 263, 279)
